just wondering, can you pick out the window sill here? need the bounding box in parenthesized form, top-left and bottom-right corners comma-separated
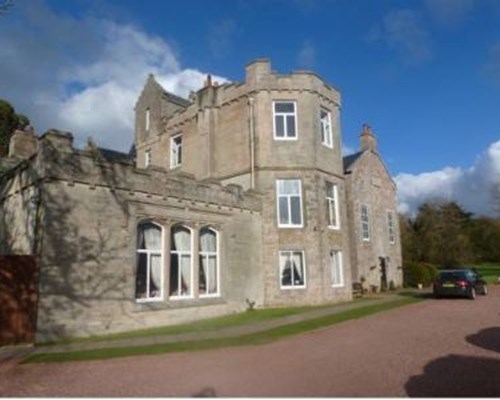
(280, 286, 307, 291)
(169, 295, 195, 301)
(278, 224, 304, 229)
(135, 297, 164, 304)
(328, 225, 341, 230)
(273, 136, 298, 141)
(331, 284, 345, 288)
(199, 293, 221, 299)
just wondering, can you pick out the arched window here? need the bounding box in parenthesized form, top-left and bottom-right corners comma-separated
(199, 227, 219, 296)
(170, 225, 192, 298)
(136, 222, 163, 301)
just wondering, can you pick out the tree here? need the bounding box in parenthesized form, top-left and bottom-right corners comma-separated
(469, 217, 500, 262)
(0, 99, 30, 157)
(407, 201, 472, 267)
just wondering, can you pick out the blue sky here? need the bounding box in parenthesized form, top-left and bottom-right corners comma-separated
(1, 0, 499, 216)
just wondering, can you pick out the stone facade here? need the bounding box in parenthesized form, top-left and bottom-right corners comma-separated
(0, 59, 401, 342)
(135, 59, 352, 308)
(344, 125, 403, 291)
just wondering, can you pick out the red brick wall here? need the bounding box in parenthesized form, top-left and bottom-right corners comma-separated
(0, 256, 39, 345)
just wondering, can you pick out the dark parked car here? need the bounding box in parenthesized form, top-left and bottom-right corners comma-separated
(433, 269, 488, 300)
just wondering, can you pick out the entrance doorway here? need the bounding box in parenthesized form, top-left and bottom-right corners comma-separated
(379, 256, 388, 291)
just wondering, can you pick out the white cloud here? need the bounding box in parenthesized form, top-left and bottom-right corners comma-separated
(383, 9, 432, 65)
(424, 0, 475, 28)
(208, 19, 236, 59)
(297, 40, 316, 68)
(395, 140, 500, 217)
(483, 41, 500, 86)
(366, 9, 432, 66)
(0, 1, 227, 152)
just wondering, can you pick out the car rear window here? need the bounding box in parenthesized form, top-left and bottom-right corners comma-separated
(439, 271, 466, 280)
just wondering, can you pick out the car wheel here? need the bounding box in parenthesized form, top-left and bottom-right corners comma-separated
(482, 285, 488, 296)
(468, 287, 476, 300)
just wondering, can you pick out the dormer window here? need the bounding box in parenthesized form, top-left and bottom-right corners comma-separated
(273, 101, 297, 140)
(170, 134, 182, 169)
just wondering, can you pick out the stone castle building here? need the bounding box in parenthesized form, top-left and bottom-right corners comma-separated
(0, 59, 402, 342)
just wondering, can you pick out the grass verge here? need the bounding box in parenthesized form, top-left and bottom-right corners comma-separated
(40, 299, 371, 346)
(25, 297, 421, 364)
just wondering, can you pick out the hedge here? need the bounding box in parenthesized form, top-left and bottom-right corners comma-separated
(403, 261, 438, 288)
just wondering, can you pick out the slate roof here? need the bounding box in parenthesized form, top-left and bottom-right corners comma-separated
(97, 147, 133, 163)
(343, 151, 363, 172)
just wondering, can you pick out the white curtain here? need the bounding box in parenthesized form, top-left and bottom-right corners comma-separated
(200, 229, 217, 294)
(207, 256, 217, 293)
(292, 252, 303, 282)
(143, 224, 162, 295)
(173, 227, 191, 251)
(144, 225, 161, 250)
(173, 227, 192, 295)
(150, 254, 162, 297)
(180, 254, 191, 295)
(200, 229, 216, 252)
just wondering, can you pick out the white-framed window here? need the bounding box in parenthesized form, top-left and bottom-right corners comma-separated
(320, 108, 333, 148)
(273, 101, 297, 140)
(326, 182, 340, 229)
(144, 149, 151, 168)
(145, 108, 151, 134)
(135, 222, 163, 301)
(170, 134, 182, 168)
(361, 204, 370, 241)
(387, 211, 396, 244)
(276, 179, 303, 228)
(199, 227, 219, 297)
(279, 250, 306, 289)
(170, 225, 193, 298)
(330, 250, 344, 287)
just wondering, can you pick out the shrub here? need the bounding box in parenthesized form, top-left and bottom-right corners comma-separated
(403, 261, 438, 288)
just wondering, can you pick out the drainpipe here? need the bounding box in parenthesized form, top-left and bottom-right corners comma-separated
(248, 96, 255, 190)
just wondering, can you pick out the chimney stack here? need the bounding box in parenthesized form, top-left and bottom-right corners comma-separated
(360, 123, 377, 153)
(8, 126, 38, 159)
(204, 74, 213, 87)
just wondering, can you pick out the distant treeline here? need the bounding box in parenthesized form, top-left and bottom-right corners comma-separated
(399, 201, 500, 268)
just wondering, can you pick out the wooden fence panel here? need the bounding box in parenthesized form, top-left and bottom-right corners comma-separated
(0, 256, 38, 345)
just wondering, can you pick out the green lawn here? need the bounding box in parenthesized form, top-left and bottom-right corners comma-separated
(473, 262, 500, 284)
(25, 296, 421, 364)
(41, 299, 370, 346)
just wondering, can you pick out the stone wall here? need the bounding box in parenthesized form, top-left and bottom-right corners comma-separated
(1, 131, 264, 342)
(134, 59, 344, 188)
(0, 160, 39, 255)
(345, 151, 403, 290)
(257, 169, 351, 307)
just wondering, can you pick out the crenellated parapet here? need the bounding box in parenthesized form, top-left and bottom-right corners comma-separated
(1, 129, 262, 214)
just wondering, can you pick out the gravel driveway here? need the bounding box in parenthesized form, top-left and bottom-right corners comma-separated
(1, 287, 500, 397)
